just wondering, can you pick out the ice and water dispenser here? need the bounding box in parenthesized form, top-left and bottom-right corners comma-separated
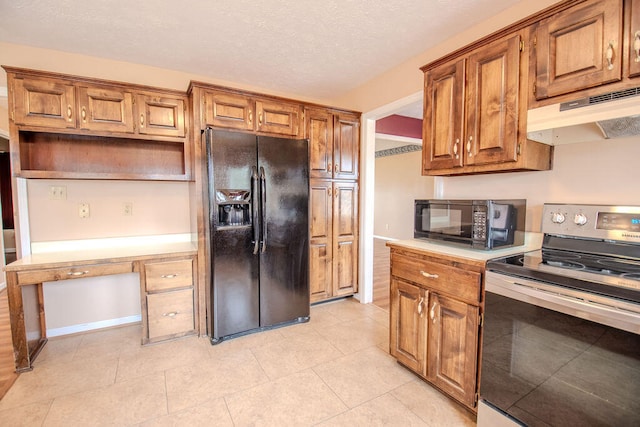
(216, 190, 251, 226)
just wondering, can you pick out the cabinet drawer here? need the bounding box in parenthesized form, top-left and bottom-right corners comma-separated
(145, 259, 193, 292)
(391, 254, 481, 303)
(17, 262, 133, 285)
(147, 288, 194, 339)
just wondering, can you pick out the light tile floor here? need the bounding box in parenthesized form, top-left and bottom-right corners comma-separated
(0, 298, 476, 426)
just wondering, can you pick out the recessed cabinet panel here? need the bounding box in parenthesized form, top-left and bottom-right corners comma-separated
(307, 108, 334, 179)
(77, 86, 134, 133)
(334, 182, 358, 238)
(310, 183, 332, 239)
(334, 240, 356, 296)
(390, 278, 426, 374)
(255, 100, 302, 137)
(204, 91, 254, 131)
(147, 288, 195, 340)
(535, 0, 623, 99)
(333, 114, 360, 180)
(13, 77, 76, 129)
(466, 34, 519, 165)
(137, 94, 186, 137)
(309, 243, 331, 301)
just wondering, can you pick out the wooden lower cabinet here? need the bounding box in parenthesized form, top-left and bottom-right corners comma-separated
(140, 256, 197, 344)
(309, 179, 358, 302)
(389, 246, 482, 411)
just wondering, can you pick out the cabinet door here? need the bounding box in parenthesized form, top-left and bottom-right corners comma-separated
(629, 0, 640, 78)
(333, 113, 360, 180)
(309, 179, 333, 302)
(255, 99, 303, 137)
(306, 108, 334, 179)
(465, 34, 520, 166)
(12, 77, 76, 129)
(146, 288, 195, 340)
(422, 59, 465, 172)
(535, 0, 623, 99)
(203, 91, 254, 131)
(77, 85, 134, 133)
(427, 293, 479, 408)
(390, 278, 427, 374)
(136, 94, 186, 138)
(332, 181, 358, 296)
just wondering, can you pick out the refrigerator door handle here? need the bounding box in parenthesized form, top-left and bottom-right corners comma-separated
(259, 166, 267, 253)
(251, 166, 260, 255)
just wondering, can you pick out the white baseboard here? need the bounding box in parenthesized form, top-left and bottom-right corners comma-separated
(47, 315, 142, 337)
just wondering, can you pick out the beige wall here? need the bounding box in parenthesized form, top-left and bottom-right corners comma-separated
(374, 151, 433, 240)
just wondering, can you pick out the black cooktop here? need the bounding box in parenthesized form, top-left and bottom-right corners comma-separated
(487, 249, 640, 305)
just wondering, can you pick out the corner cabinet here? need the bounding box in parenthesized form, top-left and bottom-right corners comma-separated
(5, 67, 191, 181)
(307, 107, 360, 303)
(421, 31, 552, 176)
(389, 245, 483, 411)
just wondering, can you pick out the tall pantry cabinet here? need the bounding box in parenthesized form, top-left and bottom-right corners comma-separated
(306, 107, 360, 303)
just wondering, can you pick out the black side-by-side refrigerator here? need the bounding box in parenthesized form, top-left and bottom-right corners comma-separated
(205, 128, 309, 343)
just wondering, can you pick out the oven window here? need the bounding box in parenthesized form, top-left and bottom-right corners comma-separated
(421, 203, 472, 237)
(481, 292, 640, 426)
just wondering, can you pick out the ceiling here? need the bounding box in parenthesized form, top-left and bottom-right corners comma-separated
(0, 0, 522, 103)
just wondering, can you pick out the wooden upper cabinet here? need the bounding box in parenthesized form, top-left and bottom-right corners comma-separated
(136, 94, 186, 138)
(628, 0, 640, 78)
(12, 77, 76, 129)
(306, 108, 334, 179)
(466, 34, 520, 165)
(535, 0, 624, 99)
(423, 59, 465, 171)
(255, 100, 302, 137)
(204, 91, 254, 131)
(202, 89, 303, 137)
(423, 33, 522, 172)
(333, 113, 360, 180)
(77, 85, 134, 133)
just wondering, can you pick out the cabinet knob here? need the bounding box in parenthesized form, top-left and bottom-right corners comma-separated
(606, 41, 616, 70)
(140, 114, 145, 127)
(67, 105, 73, 121)
(430, 302, 437, 323)
(417, 297, 424, 316)
(466, 136, 472, 155)
(81, 106, 87, 122)
(249, 110, 253, 124)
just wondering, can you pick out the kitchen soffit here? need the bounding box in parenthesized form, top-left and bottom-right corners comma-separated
(0, 0, 523, 102)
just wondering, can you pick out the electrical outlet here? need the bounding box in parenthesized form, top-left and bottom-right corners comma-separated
(123, 202, 133, 216)
(49, 186, 67, 200)
(78, 203, 90, 218)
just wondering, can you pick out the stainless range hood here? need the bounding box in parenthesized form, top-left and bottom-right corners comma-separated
(526, 87, 640, 145)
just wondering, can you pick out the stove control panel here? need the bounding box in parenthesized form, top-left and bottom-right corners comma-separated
(543, 204, 640, 243)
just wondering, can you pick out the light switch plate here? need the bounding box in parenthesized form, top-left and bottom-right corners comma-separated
(78, 203, 90, 218)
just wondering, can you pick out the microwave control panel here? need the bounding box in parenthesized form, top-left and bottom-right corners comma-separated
(473, 206, 487, 240)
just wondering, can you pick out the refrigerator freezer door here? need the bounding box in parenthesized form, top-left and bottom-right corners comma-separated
(257, 136, 310, 327)
(208, 130, 259, 339)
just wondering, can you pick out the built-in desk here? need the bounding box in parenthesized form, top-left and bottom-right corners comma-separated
(3, 242, 197, 372)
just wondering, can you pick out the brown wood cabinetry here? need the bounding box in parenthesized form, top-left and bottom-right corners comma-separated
(388, 246, 483, 410)
(629, 0, 640, 77)
(201, 87, 303, 137)
(535, 0, 624, 99)
(140, 257, 197, 344)
(306, 108, 359, 180)
(422, 31, 552, 176)
(5, 67, 191, 181)
(309, 179, 359, 302)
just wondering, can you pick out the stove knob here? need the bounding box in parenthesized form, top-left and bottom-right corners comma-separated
(551, 212, 566, 224)
(574, 213, 588, 226)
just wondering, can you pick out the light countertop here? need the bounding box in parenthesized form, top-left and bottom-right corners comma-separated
(386, 232, 543, 262)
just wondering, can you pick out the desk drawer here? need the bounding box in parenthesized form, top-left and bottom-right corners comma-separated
(391, 254, 481, 303)
(17, 262, 133, 285)
(147, 288, 195, 339)
(145, 259, 193, 292)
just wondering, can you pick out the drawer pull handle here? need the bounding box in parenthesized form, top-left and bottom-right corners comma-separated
(67, 270, 89, 276)
(161, 274, 178, 279)
(163, 311, 179, 318)
(420, 271, 439, 279)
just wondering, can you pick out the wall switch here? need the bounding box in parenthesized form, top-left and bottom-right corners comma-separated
(49, 185, 67, 200)
(122, 202, 133, 216)
(78, 203, 90, 218)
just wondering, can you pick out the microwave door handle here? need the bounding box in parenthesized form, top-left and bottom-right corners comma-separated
(260, 166, 267, 253)
(251, 167, 260, 255)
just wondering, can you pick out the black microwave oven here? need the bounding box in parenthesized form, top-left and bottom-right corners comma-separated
(414, 199, 526, 250)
